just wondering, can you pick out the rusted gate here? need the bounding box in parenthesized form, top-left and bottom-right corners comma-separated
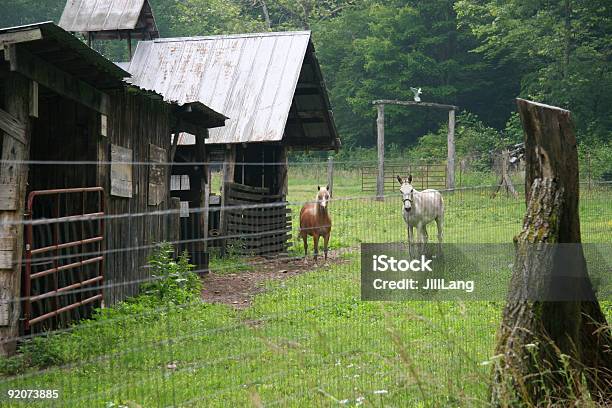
(223, 182, 291, 255)
(23, 187, 104, 332)
(361, 163, 446, 192)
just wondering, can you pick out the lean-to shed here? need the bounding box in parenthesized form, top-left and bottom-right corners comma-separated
(125, 31, 340, 256)
(0, 22, 224, 352)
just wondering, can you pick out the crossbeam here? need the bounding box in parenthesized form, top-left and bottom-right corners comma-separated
(3, 44, 110, 115)
(373, 99, 458, 111)
(372, 99, 457, 196)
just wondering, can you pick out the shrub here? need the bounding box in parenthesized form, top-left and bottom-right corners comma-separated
(141, 243, 201, 305)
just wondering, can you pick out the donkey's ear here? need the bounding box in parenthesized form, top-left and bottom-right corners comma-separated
(408, 174, 413, 183)
(317, 185, 321, 191)
(396, 175, 403, 184)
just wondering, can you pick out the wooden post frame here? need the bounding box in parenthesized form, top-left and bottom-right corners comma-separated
(446, 109, 455, 190)
(327, 156, 334, 196)
(219, 144, 236, 256)
(372, 99, 458, 194)
(376, 104, 385, 201)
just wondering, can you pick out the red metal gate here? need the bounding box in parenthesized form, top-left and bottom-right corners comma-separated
(23, 187, 105, 332)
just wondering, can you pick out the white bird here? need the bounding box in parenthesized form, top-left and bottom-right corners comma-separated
(410, 87, 422, 102)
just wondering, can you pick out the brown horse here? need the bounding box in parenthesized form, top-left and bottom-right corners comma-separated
(299, 185, 332, 262)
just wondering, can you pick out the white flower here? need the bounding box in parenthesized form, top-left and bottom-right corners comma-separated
(373, 390, 388, 395)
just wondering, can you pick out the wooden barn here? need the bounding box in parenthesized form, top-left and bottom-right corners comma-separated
(124, 31, 340, 257)
(0, 22, 224, 352)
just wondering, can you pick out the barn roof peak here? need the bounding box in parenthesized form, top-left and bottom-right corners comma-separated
(59, 0, 159, 40)
(125, 31, 339, 150)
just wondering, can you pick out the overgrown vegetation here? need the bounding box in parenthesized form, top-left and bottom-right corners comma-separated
(0, 244, 201, 376)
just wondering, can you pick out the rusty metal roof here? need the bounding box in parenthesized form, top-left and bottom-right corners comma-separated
(125, 31, 339, 148)
(59, 0, 159, 39)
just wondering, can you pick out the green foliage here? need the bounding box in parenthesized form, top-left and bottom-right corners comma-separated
(406, 111, 503, 171)
(168, 0, 266, 36)
(579, 140, 612, 181)
(0, 243, 201, 376)
(455, 0, 612, 142)
(141, 243, 201, 304)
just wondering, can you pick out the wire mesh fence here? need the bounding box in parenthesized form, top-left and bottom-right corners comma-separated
(0, 159, 610, 407)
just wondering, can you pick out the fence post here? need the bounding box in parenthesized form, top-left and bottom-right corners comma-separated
(446, 109, 456, 190)
(327, 156, 334, 195)
(376, 104, 385, 201)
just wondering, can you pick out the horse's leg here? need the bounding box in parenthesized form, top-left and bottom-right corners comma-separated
(407, 224, 414, 257)
(323, 231, 330, 261)
(435, 214, 444, 255)
(313, 233, 320, 263)
(417, 223, 426, 255)
(301, 231, 308, 262)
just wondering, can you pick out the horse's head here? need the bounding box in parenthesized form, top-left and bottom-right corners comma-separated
(317, 185, 331, 209)
(396, 175, 414, 212)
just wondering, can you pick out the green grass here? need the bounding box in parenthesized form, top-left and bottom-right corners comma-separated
(1, 177, 610, 407)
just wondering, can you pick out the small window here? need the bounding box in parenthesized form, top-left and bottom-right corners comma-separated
(179, 201, 190, 218)
(171, 175, 190, 191)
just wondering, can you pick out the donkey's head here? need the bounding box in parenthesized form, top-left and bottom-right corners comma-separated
(317, 185, 331, 209)
(396, 175, 414, 212)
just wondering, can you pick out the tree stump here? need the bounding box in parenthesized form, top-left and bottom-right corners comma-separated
(490, 99, 611, 406)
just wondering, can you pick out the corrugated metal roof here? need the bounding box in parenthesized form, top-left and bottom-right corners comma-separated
(59, 0, 158, 38)
(126, 31, 337, 147)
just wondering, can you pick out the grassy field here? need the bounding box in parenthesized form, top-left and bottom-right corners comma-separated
(0, 172, 610, 407)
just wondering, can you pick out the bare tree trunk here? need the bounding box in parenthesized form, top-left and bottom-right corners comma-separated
(490, 99, 611, 406)
(259, 0, 272, 29)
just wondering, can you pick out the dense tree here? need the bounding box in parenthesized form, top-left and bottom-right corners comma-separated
(456, 0, 612, 142)
(312, 0, 520, 147)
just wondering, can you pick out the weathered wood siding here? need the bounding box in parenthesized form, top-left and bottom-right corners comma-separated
(98, 89, 178, 305)
(29, 89, 179, 308)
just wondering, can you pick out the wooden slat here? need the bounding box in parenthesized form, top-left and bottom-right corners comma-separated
(227, 189, 267, 202)
(225, 181, 269, 194)
(227, 213, 291, 226)
(0, 28, 42, 45)
(231, 233, 292, 247)
(225, 202, 290, 215)
(227, 221, 291, 233)
(0, 108, 27, 145)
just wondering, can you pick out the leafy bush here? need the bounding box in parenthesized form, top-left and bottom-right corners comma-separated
(407, 111, 503, 171)
(579, 140, 612, 181)
(141, 243, 201, 305)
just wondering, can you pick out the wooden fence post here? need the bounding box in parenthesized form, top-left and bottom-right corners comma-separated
(327, 156, 334, 195)
(376, 104, 385, 201)
(446, 109, 456, 190)
(219, 145, 235, 256)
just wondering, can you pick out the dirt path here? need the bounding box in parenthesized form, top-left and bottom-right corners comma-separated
(200, 250, 347, 308)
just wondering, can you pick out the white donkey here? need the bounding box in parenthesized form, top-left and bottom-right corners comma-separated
(396, 175, 444, 253)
